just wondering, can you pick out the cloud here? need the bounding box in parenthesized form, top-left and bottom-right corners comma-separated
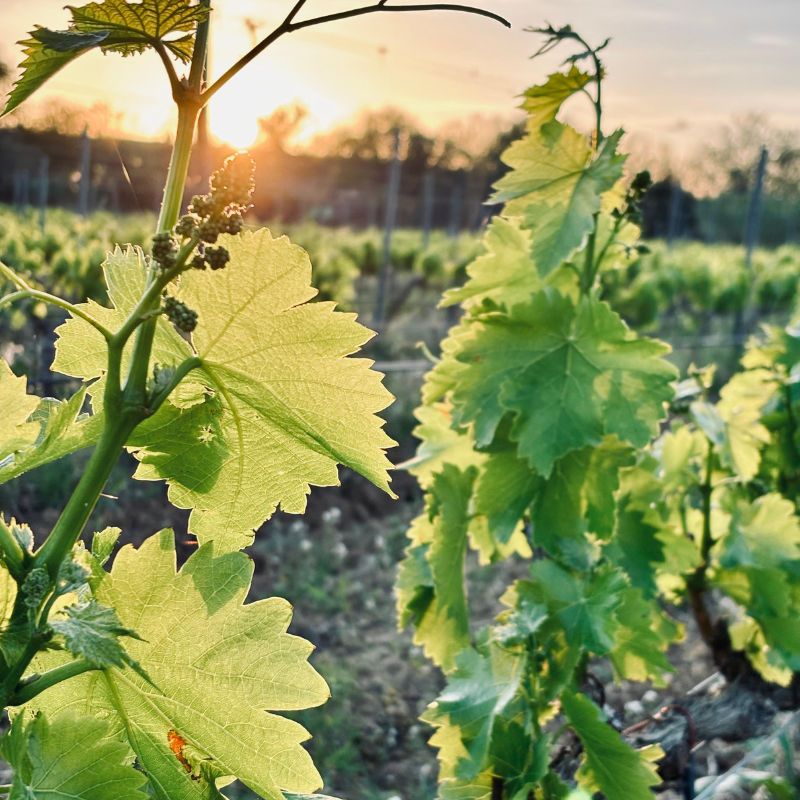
(750, 34, 795, 47)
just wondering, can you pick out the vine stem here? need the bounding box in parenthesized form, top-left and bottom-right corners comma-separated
(33, 416, 140, 579)
(7, 659, 98, 706)
(157, 103, 200, 234)
(688, 439, 716, 646)
(203, 1, 509, 103)
(0, 288, 113, 339)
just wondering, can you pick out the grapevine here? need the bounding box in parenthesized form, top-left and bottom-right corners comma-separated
(0, 1, 509, 797)
(397, 23, 800, 800)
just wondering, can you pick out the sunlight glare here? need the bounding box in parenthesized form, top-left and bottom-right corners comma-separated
(208, 91, 261, 149)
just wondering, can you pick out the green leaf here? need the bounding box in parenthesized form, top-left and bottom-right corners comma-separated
(92, 526, 122, 565)
(24, 529, 330, 800)
(605, 492, 664, 599)
(717, 494, 800, 571)
(3, 29, 107, 116)
(49, 599, 140, 668)
(491, 121, 593, 213)
(69, 0, 205, 59)
(0, 710, 148, 799)
(561, 691, 662, 800)
(400, 403, 486, 491)
(520, 66, 593, 127)
(395, 464, 475, 670)
(425, 643, 526, 780)
(518, 561, 626, 654)
(473, 450, 538, 545)
(0, 360, 40, 462)
(420, 314, 478, 407)
(129, 229, 396, 550)
(440, 217, 539, 310)
(487, 721, 548, 800)
(531, 438, 635, 557)
(728, 616, 794, 686)
(609, 589, 675, 686)
(449, 289, 676, 473)
(524, 131, 627, 277)
(0, 386, 104, 486)
(53, 244, 192, 401)
(395, 539, 433, 629)
(716, 369, 775, 481)
(657, 425, 705, 491)
(0, 558, 17, 657)
(4, 0, 209, 114)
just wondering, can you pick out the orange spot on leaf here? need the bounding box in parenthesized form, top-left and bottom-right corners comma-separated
(168, 729, 192, 774)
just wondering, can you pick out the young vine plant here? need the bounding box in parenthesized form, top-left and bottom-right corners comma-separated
(0, 1, 510, 798)
(396, 23, 800, 800)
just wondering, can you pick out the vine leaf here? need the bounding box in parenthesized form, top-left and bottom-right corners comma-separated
(0, 386, 105, 486)
(520, 66, 593, 127)
(24, 529, 330, 800)
(395, 465, 475, 671)
(4, 0, 210, 115)
(489, 120, 626, 276)
(0, 360, 41, 462)
(717, 493, 800, 571)
(531, 438, 635, 558)
(609, 589, 674, 686)
(49, 599, 141, 668)
(53, 244, 192, 403)
(440, 217, 539, 310)
(473, 450, 538, 545)
(488, 722, 549, 800)
(129, 229, 396, 550)
(490, 121, 593, 213)
(717, 369, 775, 481)
(0, 710, 148, 799)
(423, 643, 526, 781)
(561, 691, 662, 800)
(525, 130, 627, 277)
(0, 560, 17, 660)
(516, 561, 626, 654)
(400, 403, 486, 491)
(449, 290, 676, 473)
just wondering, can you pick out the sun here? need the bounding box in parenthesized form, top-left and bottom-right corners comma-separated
(207, 92, 261, 149)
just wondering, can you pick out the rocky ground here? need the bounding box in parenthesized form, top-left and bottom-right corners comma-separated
(3, 443, 799, 799)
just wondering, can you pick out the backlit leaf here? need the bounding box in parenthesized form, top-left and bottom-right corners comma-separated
(24, 529, 330, 800)
(520, 66, 593, 127)
(49, 599, 139, 668)
(129, 229, 395, 550)
(440, 217, 539, 310)
(0, 360, 40, 462)
(0, 710, 148, 799)
(395, 464, 475, 671)
(425, 643, 526, 780)
(0, 386, 104, 486)
(4, 0, 209, 114)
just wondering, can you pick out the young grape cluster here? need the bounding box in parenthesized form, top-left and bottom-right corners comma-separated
(149, 152, 255, 272)
(614, 169, 652, 226)
(162, 295, 198, 333)
(186, 152, 254, 269)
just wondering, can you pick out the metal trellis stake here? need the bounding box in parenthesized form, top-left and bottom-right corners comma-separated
(373, 127, 402, 330)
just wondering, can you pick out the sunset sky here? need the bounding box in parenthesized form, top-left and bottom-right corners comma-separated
(2, 0, 798, 156)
